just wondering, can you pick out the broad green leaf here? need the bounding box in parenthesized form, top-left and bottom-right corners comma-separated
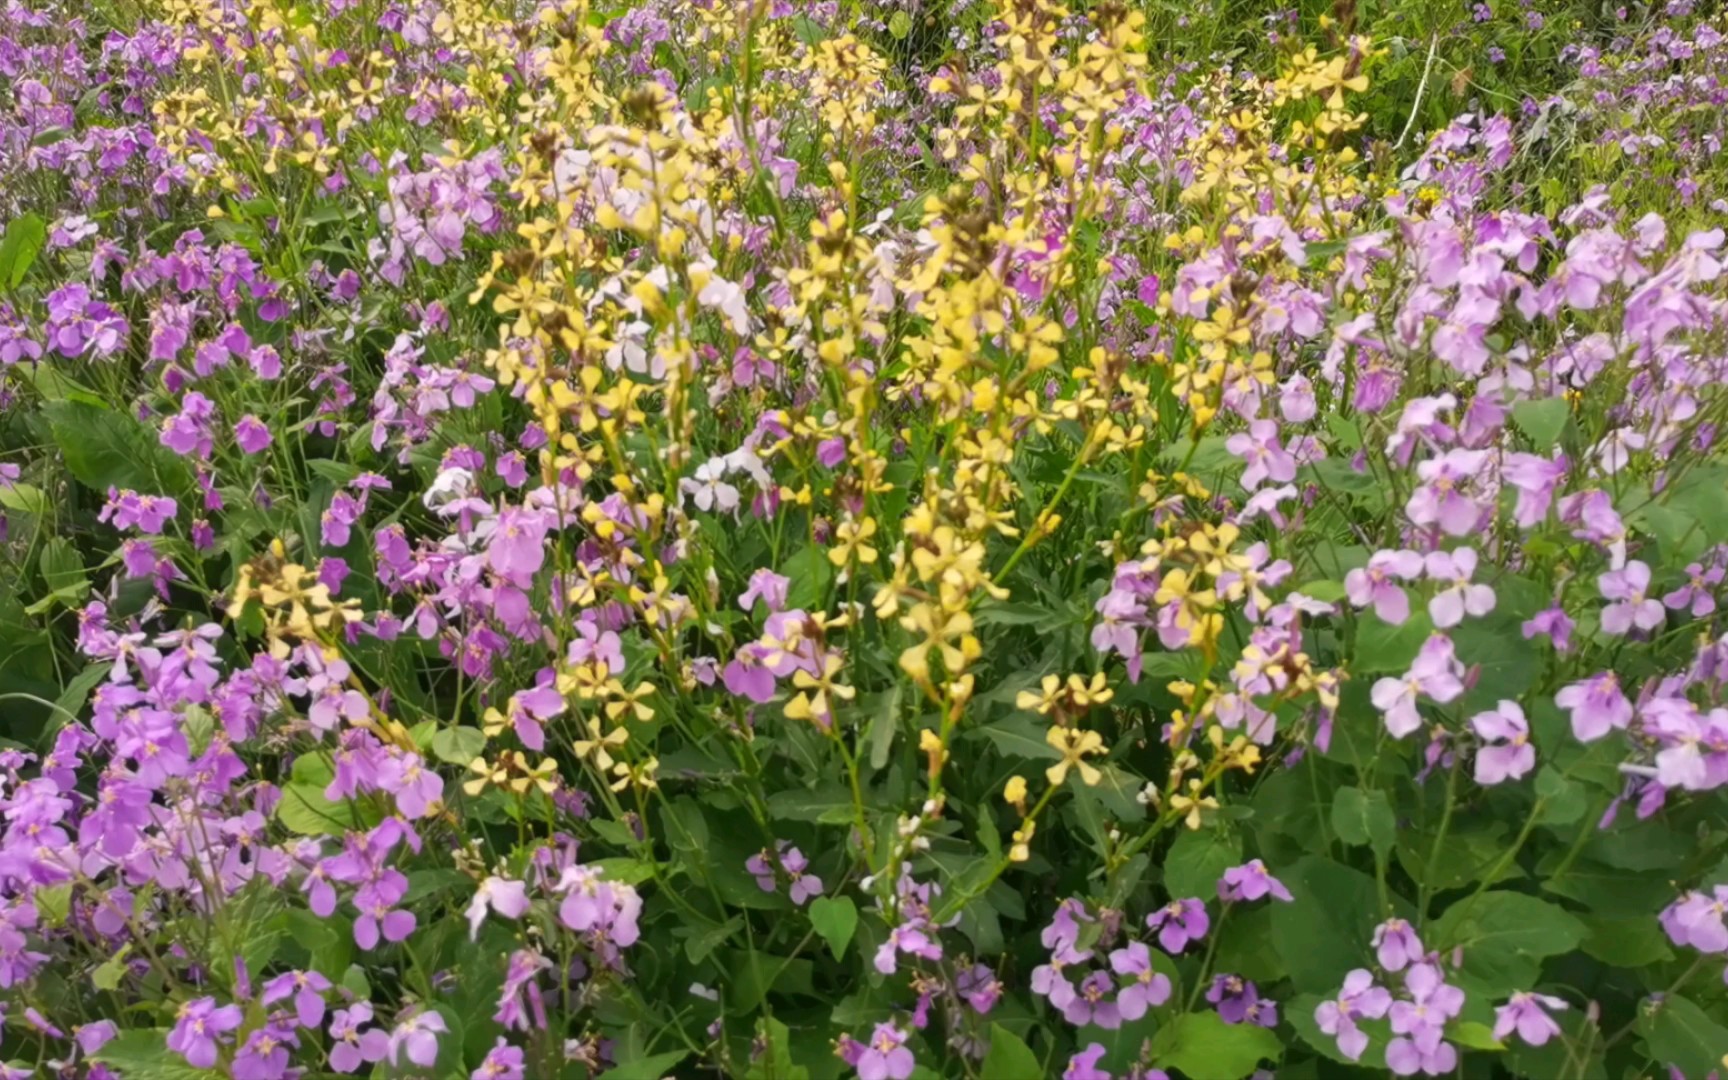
(1351, 612, 1433, 674)
(975, 713, 1062, 761)
(0, 213, 46, 289)
(1511, 398, 1570, 451)
(1636, 995, 1728, 1080)
(1162, 827, 1241, 900)
(1431, 891, 1585, 994)
(808, 895, 858, 960)
(1448, 1020, 1505, 1051)
(35, 882, 71, 927)
(782, 543, 832, 612)
(1330, 786, 1395, 860)
(430, 725, 486, 765)
(44, 400, 193, 497)
(1148, 1010, 1282, 1080)
(980, 1024, 1043, 1079)
(0, 482, 48, 516)
(1534, 766, 1587, 825)
(1271, 855, 1401, 993)
(92, 944, 132, 991)
(91, 1027, 223, 1080)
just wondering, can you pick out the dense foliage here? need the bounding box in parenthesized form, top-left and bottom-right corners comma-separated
(3, 0, 1728, 1076)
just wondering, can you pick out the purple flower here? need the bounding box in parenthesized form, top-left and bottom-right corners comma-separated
(473, 1039, 526, 1080)
(328, 1003, 389, 1073)
(488, 508, 549, 584)
(1346, 549, 1425, 624)
(387, 1009, 448, 1068)
(1660, 888, 1728, 953)
(1062, 969, 1122, 1029)
(1471, 701, 1535, 784)
(261, 969, 333, 1028)
(1063, 1043, 1111, 1080)
(1146, 898, 1209, 953)
(1424, 548, 1495, 628)
(465, 876, 530, 940)
(233, 1020, 298, 1080)
(1371, 635, 1466, 739)
(1503, 451, 1567, 528)
(1407, 449, 1489, 536)
(1316, 969, 1393, 1061)
(1664, 562, 1723, 617)
(1373, 919, 1424, 972)
(1556, 673, 1633, 742)
(167, 996, 243, 1068)
(1206, 974, 1260, 1024)
(739, 568, 791, 613)
(1493, 991, 1568, 1047)
(234, 414, 273, 454)
(955, 963, 1003, 1014)
(1109, 941, 1173, 1020)
(1218, 860, 1292, 903)
(853, 1022, 914, 1080)
(1522, 606, 1575, 652)
(1387, 962, 1465, 1076)
(1226, 419, 1298, 491)
(1600, 561, 1665, 635)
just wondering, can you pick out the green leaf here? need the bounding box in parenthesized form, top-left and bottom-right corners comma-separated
(980, 1024, 1043, 1079)
(887, 10, 913, 38)
(0, 482, 48, 516)
(44, 400, 193, 497)
(782, 543, 832, 612)
(1636, 995, 1728, 1080)
(91, 1028, 223, 1079)
(92, 944, 132, 991)
(1148, 1010, 1282, 1080)
(1578, 913, 1673, 968)
(590, 857, 658, 885)
(35, 882, 72, 927)
(51, 663, 110, 728)
(683, 915, 742, 964)
(1511, 397, 1570, 451)
(808, 895, 858, 960)
(1431, 891, 1585, 994)
(1448, 1020, 1505, 1051)
(0, 213, 46, 289)
(1271, 855, 1398, 993)
(276, 782, 366, 836)
(1534, 766, 1587, 825)
(1330, 786, 1395, 859)
(1162, 827, 1242, 899)
(865, 687, 900, 771)
(604, 1043, 691, 1078)
(430, 725, 486, 765)
(1351, 612, 1433, 674)
(975, 713, 1062, 761)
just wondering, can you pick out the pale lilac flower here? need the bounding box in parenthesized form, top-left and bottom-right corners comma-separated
(1315, 969, 1392, 1062)
(1660, 888, 1728, 953)
(1109, 941, 1173, 1020)
(1145, 898, 1209, 953)
(1555, 673, 1633, 742)
(1218, 860, 1292, 903)
(1346, 550, 1425, 624)
(1063, 1043, 1112, 1080)
(1372, 919, 1423, 972)
(1372, 635, 1467, 738)
(1493, 991, 1568, 1047)
(1407, 449, 1489, 536)
(466, 877, 531, 940)
(1226, 420, 1298, 491)
(1425, 548, 1495, 628)
(167, 997, 243, 1068)
(1599, 561, 1665, 635)
(1471, 701, 1535, 784)
(853, 1022, 914, 1080)
(1063, 970, 1122, 1028)
(1503, 451, 1567, 528)
(235, 415, 273, 454)
(387, 1009, 448, 1068)
(1664, 562, 1723, 617)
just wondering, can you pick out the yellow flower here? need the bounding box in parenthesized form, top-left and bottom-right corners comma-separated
(1045, 727, 1105, 787)
(463, 756, 509, 797)
(828, 516, 879, 569)
(1169, 779, 1220, 830)
(572, 718, 628, 772)
(1010, 819, 1036, 863)
(603, 681, 657, 723)
(1016, 675, 1064, 715)
(1004, 775, 1028, 814)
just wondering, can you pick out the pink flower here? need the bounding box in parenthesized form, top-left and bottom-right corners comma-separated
(1406, 449, 1489, 536)
(1424, 548, 1495, 628)
(234, 414, 273, 454)
(387, 1009, 447, 1068)
(1225, 419, 1298, 491)
(1555, 673, 1632, 742)
(465, 877, 531, 940)
(1471, 701, 1535, 784)
(1371, 635, 1466, 738)
(1599, 560, 1665, 635)
(1493, 991, 1568, 1047)
(488, 508, 548, 583)
(1346, 549, 1425, 625)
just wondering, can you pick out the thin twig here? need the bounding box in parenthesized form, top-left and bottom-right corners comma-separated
(1395, 33, 1441, 151)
